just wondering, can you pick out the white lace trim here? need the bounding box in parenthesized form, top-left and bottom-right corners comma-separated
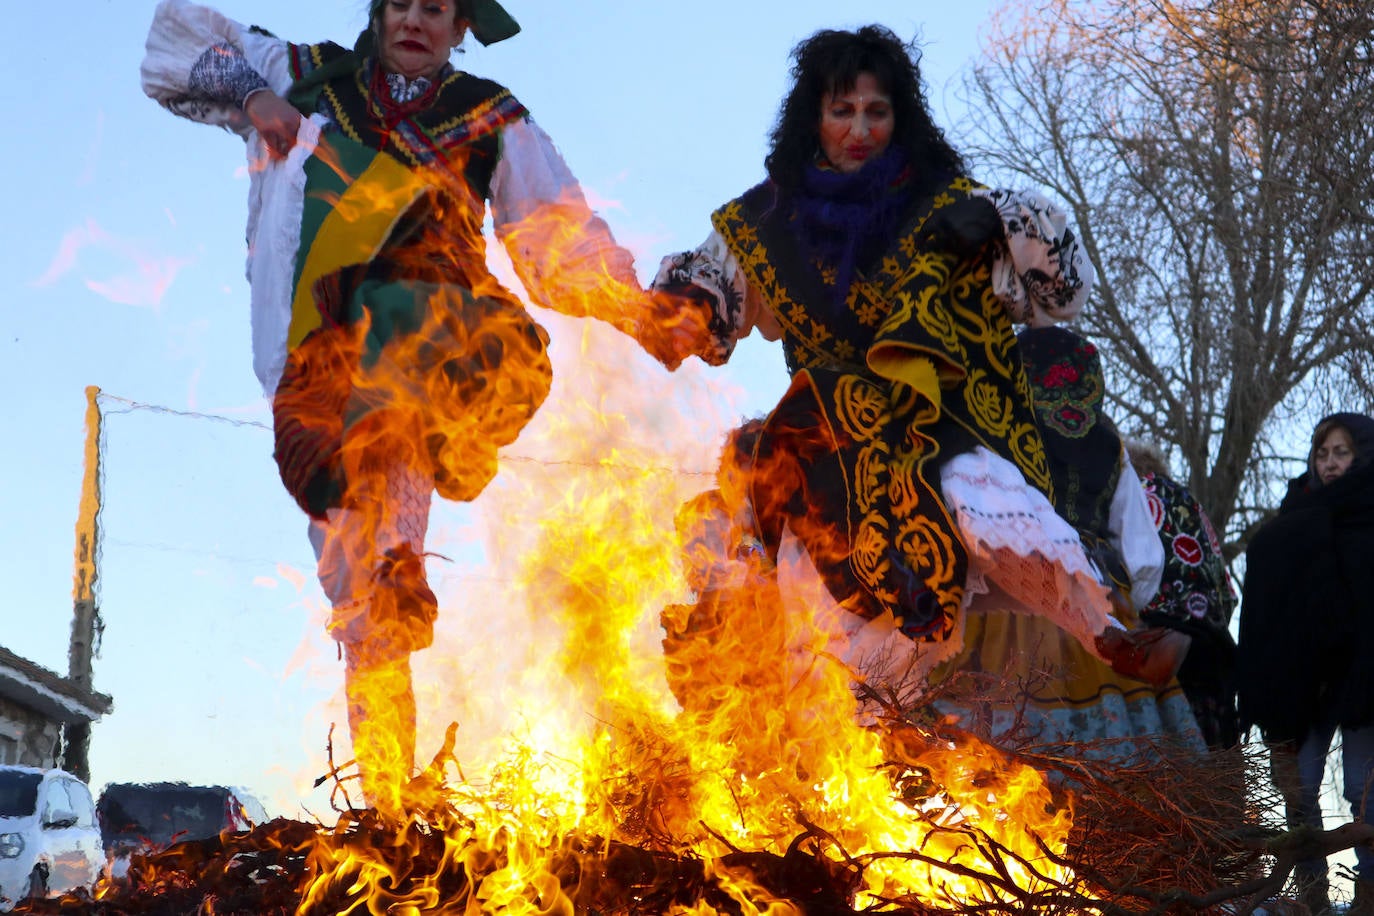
(940, 447, 1115, 656)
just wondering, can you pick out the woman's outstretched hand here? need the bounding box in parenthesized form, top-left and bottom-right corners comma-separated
(636, 289, 712, 371)
(245, 90, 302, 158)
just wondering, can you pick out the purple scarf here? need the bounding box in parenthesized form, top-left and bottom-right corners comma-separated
(791, 147, 914, 306)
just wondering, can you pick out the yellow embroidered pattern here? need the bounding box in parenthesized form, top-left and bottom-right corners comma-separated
(317, 69, 518, 172)
(711, 178, 1054, 636)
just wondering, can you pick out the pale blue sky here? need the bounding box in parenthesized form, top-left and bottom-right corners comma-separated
(1, 0, 1001, 816)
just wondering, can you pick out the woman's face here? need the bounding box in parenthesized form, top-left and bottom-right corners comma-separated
(378, 0, 465, 81)
(1314, 426, 1356, 484)
(818, 72, 894, 174)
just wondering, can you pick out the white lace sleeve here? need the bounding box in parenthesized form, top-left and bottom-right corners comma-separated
(490, 118, 643, 319)
(489, 117, 580, 226)
(248, 116, 325, 396)
(974, 188, 1094, 327)
(142, 0, 303, 398)
(1109, 448, 1166, 611)
(650, 230, 777, 366)
(141, 0, 293, 135)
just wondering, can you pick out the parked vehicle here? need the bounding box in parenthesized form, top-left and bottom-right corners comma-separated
(0, 766, 103, 911)
(96, 782, 263, 879)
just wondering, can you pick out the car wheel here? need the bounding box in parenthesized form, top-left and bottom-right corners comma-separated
(25, 864, 48, 901)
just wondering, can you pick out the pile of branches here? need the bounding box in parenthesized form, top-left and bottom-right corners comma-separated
(17, 814, 870, 916)
(974, 735, 1374, 913)
(18, 817, 317, 916)
(19, 722, 1362, 915)
(881, 664, 1369, 916)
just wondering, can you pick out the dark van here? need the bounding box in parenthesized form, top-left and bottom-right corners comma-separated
(96, 783, 264, 877)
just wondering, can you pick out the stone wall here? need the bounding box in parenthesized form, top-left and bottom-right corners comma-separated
(0, 696, 62, 768)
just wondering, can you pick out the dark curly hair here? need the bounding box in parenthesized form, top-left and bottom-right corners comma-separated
(765, 26, 966, 193)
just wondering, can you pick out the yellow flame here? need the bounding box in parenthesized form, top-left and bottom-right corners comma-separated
(299, 182, 1079, 912)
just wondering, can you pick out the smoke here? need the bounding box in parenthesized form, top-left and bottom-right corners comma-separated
(32, 217, 192, 309)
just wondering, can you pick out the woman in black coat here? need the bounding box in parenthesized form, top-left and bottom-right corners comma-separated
(1237, 412, 1374, 913)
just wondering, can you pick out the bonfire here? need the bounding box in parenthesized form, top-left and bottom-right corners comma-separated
(21, 714, 1319, 914)
(22, 448, 1360, 916)
(37, 208, 1363, 916)
(21, 613, 1319, 916)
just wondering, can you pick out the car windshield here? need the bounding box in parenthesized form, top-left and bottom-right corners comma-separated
(0, 771, 41, 818)
(98, 785, 229, 846)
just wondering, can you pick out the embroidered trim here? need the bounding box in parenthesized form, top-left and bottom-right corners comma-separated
(712, 201, 869, 374)
(316, 66, 525, 171)
(288, 41, 324, 83)
(655, 249, 742, 365)
(188, 42, 270, 109)
(286, 43, 527, 170)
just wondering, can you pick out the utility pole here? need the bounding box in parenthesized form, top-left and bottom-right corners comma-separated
(66, 385, 104, 781)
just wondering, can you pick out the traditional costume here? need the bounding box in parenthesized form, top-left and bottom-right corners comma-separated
(142, 0, 647, 652)
(655, 157, 1119, 703)
(931, 327, 1205, 761)
(1136, 469, 1240, 750)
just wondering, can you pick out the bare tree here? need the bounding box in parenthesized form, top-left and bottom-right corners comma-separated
(961, 0, 1374, 546)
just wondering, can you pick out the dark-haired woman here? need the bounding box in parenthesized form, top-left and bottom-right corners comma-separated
(142, 0, 671, 812)
(1238, 412, 1374, 913)
(652, 26, 1156, 705)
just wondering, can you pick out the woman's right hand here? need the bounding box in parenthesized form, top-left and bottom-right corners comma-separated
(244, 90, 302, 158)
(637, 289, 712, 371)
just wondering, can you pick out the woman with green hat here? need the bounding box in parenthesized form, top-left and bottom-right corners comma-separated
(142, 0, 681, 814)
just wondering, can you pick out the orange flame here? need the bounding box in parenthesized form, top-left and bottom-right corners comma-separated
(289, 168, 1080, 911)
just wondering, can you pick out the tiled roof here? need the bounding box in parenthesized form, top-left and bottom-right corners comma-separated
(0, 645, 113, 724)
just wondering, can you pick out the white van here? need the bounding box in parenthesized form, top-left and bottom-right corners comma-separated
(0, 766, 103, 910)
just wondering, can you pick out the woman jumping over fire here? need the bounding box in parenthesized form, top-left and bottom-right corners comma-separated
(141, 0, 684, 813)
(653, 25, 1186, 713)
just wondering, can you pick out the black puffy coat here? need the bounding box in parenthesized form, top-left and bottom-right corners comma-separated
(1237, 412, 1374, 743)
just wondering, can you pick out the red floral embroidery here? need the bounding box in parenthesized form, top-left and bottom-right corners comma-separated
(1042, 362, 1080, 388)
(1053, 405, 1087, 429)
(1147, 491, 1166, 529)
(1172, 533, 1203, 566)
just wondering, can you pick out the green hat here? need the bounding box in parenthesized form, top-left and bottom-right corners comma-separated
(464, 0, 520, 46)
(367, 0, 520, 46)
